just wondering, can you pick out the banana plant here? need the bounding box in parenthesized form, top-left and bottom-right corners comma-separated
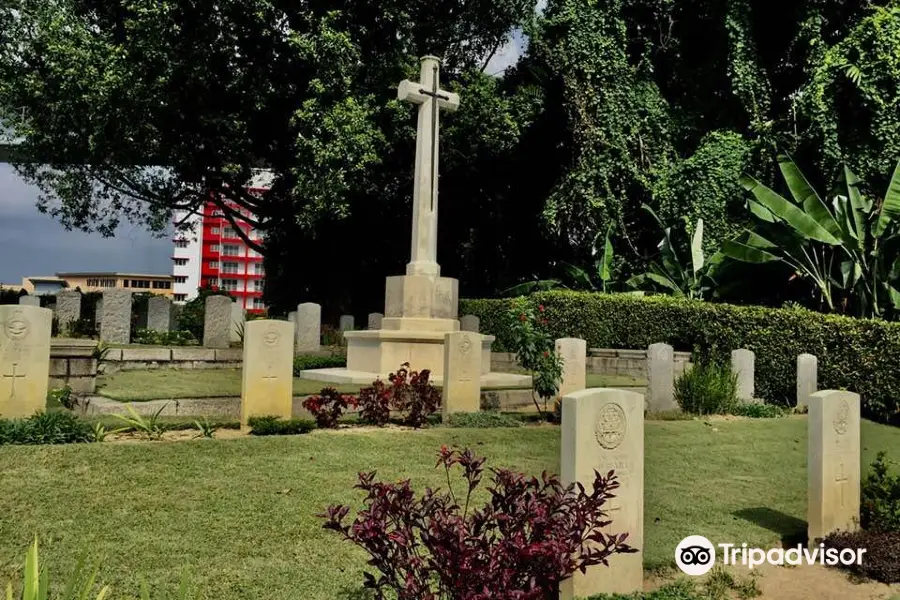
(561, 226, 618, 292)
(723, 154, 900, 317)
(626, 205, 721, 299)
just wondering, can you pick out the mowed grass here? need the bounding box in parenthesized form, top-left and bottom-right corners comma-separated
(97, 369, 644, 401)
(1, 418, 899, 598)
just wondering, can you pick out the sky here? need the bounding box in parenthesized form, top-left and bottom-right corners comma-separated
(0, 27, 532, 285)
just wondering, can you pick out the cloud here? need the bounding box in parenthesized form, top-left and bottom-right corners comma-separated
(485, 29, 528, 76)
(0, 164, 173, 282)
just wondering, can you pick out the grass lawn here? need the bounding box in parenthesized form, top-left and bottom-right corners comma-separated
(96, 369, 644, 401)
(1, 418, 899, 599)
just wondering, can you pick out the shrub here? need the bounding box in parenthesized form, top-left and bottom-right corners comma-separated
(357, 379, 392, 426)
(47, 386, 77, 411)
(132, 328, 197, 346)
(387, 364, 441, 428)
(446, 411, 522, 428)
(0, 412, 94, 445)
(506, 298, 563, 415)
(321, 446, 636, 599)
(730, 403, 787, 418)
(247, 415, 315, 436)
(292, 353, 347, 375)
(302, 387, 358, 429)
(460, 291, 900, 423)
(674, 361, 738, 415)
(861, 451, 900, 533)
(823, 530, 900, 584)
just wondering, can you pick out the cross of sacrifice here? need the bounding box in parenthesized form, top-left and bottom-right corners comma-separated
(1, 363, 26, 399)
(397, 56, 460, 277)
(835, 462, 849, 508)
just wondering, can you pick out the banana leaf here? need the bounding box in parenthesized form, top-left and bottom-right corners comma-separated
(690, 219, 704, 274)
(721, 239, 780, 263)
(599, 226, 614, 283)
(875, 159, 900, 238)
(626, 272, 683, 295)
(561, 263, 593, 290)
(843, 165, 868, 250)
(740, 174, 841, 245)
(778, 154, 842, 240)
(748, 199, 776, 223)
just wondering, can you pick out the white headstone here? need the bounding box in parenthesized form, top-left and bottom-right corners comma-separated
(146, 296, 172, 332)
(647, 343, 675, 411)
(797, 353, 817, 409)
(18, 296, 40, 307)
(367, 312, 383, 330)
(241, 320, 295, 428)
(807, 390, 860, 543)
(555, 338, 587, 399)
(441, 331, 482, 418)
(55, 291, 82, 332)
(397, 56, 460, 277)
(339, 315, 355, 332)
(731, 348, 755, 403)
(560, 388, 644, 597)
(100, 290, 132, 344)
(0, 305, 52, 418)
(460, 314, 480, 332)
(203, 296, 232, 349)
(295, 303, 321, 352)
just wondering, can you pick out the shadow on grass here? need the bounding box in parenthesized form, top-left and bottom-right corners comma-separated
(733, 507, 808, 547)
(336, 586, 374, 600)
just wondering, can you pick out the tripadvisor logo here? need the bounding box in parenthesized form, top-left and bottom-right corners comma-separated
(675, 536, 867, 575)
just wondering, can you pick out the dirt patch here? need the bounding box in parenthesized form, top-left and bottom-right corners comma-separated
(647, 561, 900, 599)
(105, 428, 247, 443)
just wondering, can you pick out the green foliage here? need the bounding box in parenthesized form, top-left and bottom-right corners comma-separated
(461, 291, 900, 423)
(725, 155, 900, 317)
(445, 411, 523, 428)
(5, 537, 110, 600)
(91, 422, 110, 443)
(175, 287, 233, 341)
(132, 329, 197, 346)
(674, 362, 738, 415)
(247, 416, 316, 436)
(193, 418, 217, 439)
(730, 403, 787, 419)
(48, 386, 77, 411)
(112, 404, 168, 440)
(862, 451, 900, 533)
(505, 298, 563, 414)
(0, 412, 94, 445)
(292, 353, 347, 376)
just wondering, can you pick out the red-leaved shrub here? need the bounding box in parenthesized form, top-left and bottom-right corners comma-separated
(357, 363, 441, 428)
(302, 387, 358, 429)
(321, 446, 636, 599)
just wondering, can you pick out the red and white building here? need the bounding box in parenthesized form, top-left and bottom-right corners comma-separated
(172, 177, 271, 313)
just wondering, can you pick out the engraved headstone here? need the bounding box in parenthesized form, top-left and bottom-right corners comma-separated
(808, 390, 860, 543)
(647, 343, 675, 411)
(146, 296, 172, 332)
(367, 312, 383, 330)
(339, 315, 355, 332)
(241, 320, 294, 428)
(459, 314, 480, 333)
(230, 301, 245, 344)
(55, 291, 82, 333)
(0, 305, 52, 418)
(18, 296, 40, 307)
(441, 331, 481, 419)
(797, 353, 817, 409)
(556, 338, 587, 399)
(560, 388, 644, 597)
(203, 295, 233, 349)
(296, 303, 321, 352)
(287, 311, 297, 327)
(100, 290, 132, 344)
(731, 348, 755, 403)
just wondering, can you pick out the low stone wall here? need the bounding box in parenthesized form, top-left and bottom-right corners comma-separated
(491, 348, 691, 377)
(50, 339, 98, 394)
(99, 347, 244, 374)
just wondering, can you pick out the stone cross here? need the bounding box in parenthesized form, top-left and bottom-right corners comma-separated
(807, 390, 860, 543)
(560, 388, 644, 597)
(2, 363, 25, 398)
(397, 56, 460, 277)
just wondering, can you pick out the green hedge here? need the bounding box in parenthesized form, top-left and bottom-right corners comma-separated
(460, 291, 900, 423)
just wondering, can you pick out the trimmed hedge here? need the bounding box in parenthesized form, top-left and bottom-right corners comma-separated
(460, 291, 900, 423)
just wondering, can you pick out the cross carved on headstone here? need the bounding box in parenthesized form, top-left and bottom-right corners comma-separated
(397, 56, 460, 278)
(835, 462, 849, 508)
(1, 363, 26, 398)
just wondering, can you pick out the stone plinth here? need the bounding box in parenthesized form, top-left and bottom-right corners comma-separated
(343, 328, 492, 378)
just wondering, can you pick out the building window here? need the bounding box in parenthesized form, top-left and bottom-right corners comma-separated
(129, 279, 150, 289)
(208, 243, 220, 254)
(223, 226, 237, 238)
(123, 280, 129, 287)
(174, 239, 189, 249)
(253, 263, 264, 275)
(174, 276, 187, 284)
(222, 262, 239, 274)
(173, 258, 188, 266)
(208, 260, 219, 270)
(174, 293, 187, 302)
(253, 280, 264, 292)
(252, 298, 264, 309)
(152, 281, 172, 289)
(221, 279, 239, 291)
(210, 227, 220, 235)
(222, 244, 240, 256)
